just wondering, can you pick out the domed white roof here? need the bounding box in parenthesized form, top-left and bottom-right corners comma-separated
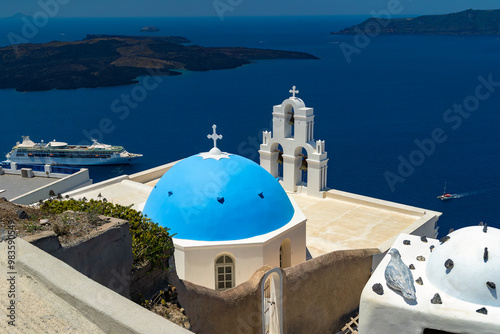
(426, 226, 500, 307)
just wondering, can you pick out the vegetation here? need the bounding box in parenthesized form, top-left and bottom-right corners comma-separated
(23, 221, 44, 234)
(333, 9, 500, 35)
(40, 198, 173, 270)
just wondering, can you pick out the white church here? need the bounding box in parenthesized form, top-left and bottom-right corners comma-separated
(139, 86, 332, 289)
(63, 86, 485, 333)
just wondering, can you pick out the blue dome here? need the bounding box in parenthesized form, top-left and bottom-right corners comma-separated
(143, 153, 295, 241)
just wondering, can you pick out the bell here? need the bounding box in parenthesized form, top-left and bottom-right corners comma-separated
(299, 158, 308, 171)
(276, 152, 283, 164)
(288, 114, 294, 125)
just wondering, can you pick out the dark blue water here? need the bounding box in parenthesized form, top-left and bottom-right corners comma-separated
(1, 16, 500, 235)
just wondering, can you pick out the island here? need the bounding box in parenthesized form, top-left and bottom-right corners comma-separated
(140, 26, 160, 33)
(0, 35, 318, 92)
(332, 9, 500, 35)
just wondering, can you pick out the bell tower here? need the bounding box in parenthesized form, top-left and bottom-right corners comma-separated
(259, 86, 328, 198)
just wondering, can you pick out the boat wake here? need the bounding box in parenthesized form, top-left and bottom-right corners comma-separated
(450, 190, 484, 199)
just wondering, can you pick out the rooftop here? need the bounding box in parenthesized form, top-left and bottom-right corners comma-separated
(359, 232, 500, 334)
(290, 189, 440, 258)
(0, 174, 57, 200)
(0, 165, 92, 205)
(65, 160, 440, 259)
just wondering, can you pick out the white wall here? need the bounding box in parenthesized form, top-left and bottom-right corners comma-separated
(359, 234, 500, 334)
(11, 169, 92, 205)
(263, 221, 306, 268)
(175, 218, 307, 290)
(177, 243, 264, 289)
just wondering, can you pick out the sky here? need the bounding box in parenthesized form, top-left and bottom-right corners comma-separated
(1, 0, 499, 18)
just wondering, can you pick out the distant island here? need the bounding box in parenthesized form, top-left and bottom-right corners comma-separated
(0, 35, 318, 92)
(140, 26, 160, 33)
(333, 9, 500, 35)
(3, 12, 32, 20)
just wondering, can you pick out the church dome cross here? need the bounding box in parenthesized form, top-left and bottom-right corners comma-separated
(208, 124, 223, 149)
(289, 85, 299, 99)
(198, 124, 231, 160)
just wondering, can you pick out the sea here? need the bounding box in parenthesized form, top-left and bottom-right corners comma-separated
(1, 15, 500, 236)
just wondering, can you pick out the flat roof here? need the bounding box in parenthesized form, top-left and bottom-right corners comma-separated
(65, 162, 441, 259)
(65, 178, 152, 210)
(0, 174, 58, 201)
(291, 190, 440, 258)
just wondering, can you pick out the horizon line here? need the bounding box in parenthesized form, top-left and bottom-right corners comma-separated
(2, 8, 496, 19)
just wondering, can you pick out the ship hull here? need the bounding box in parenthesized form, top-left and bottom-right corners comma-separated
(5, 155, 141, 166)
(5, 136, 142, 166)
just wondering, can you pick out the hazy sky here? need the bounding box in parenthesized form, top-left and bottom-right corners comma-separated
(1, 0, 499, 18)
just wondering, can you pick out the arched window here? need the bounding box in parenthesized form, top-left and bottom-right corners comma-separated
(215, 254, 235, 290)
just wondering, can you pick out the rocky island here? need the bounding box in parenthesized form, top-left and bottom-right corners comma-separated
(0, 35, 318, 92)
(333, 9, 500, 35)
(140, 26, 160, 32)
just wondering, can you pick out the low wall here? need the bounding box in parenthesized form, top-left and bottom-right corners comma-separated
(171, 266, 270, 334)
(129, 160, 180, 184)
(13, 237, 193, 333)
(325, 189, 427, 217)
(172, 248, 379, 334)
(11, 169, 92, 205)
(283, 248, 378, 333)
(23, 217, 133, 298)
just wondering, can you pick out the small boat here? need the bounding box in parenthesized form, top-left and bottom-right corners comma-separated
(437, 182, 453, 200)
(0, 190, 5, 194)
(437, 193, 453, 200)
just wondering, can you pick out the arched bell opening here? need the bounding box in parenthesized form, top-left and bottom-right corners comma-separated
(294, 146, 308, 187)
(269, 142, 284, 180)
(284, 104, 295, 139)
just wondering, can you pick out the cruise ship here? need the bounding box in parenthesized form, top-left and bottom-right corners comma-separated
(5, 136, 142, 166)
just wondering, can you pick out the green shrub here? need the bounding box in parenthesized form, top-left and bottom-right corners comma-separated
(40, 198, 174, 270)
(53, 221, 70, 236)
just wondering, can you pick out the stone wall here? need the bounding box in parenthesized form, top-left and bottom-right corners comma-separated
(172, 248, 378, 334)
(283, 248, 377, 333)
(24, 217, 133, 298)
(129, 249, 174, 302)
(171, 265, 270, 334)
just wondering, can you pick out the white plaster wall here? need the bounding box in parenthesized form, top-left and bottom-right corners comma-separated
(173, 196, 307, 290)
(178, 243, 264, 289)
(263, 221, 307, 268)
(359, 233, 500, 334)
(12, 169, 92, 205)
(174, 248, 186, 280)
(175, 221, 306, 289)
(411, 215, 439, 239)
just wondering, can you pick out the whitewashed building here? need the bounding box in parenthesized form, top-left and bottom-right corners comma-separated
(359, 226, 500, 334)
